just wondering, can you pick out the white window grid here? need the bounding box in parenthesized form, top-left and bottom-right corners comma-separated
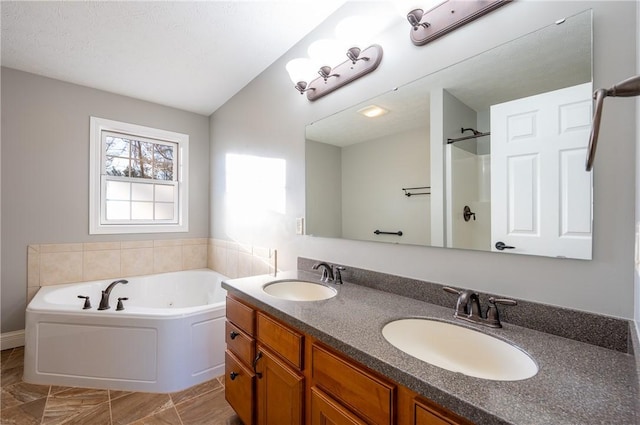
(89, 116, 189, 234)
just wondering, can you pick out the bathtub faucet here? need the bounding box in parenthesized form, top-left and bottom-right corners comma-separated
(98, 279, 128, 310)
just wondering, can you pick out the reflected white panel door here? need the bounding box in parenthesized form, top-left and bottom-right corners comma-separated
(490, 83, 592, 259)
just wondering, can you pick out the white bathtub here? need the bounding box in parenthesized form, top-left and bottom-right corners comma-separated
(24, 269, 228, 393)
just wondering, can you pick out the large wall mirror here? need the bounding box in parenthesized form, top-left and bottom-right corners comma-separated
(305, 9, 593, 259)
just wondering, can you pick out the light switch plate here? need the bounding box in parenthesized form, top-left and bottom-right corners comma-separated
(296, 217, 304, 235)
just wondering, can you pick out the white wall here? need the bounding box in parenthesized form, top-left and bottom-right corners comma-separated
(305, 140, 342, 238)
(210, 1, 637, 318)
(1, 68, 210, 333)
(342, 128, 430, 245)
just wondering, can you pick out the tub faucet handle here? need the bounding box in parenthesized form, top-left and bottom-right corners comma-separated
(77, 295, 91, 310)
(116, 297, 128, 311)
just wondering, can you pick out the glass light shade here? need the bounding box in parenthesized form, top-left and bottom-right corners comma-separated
(286, 58, 317, 84)
(393, 0, 446, 17)
(335, 15, 388, 47)
(307, 39, 347, 67)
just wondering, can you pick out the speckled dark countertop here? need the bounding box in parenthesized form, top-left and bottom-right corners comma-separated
(222, 271, 637, 425)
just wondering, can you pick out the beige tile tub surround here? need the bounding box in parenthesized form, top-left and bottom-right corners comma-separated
(27, 238, 276, 302)
(207, 239, 275, 279)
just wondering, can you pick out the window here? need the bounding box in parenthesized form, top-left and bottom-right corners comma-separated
(89, 117, 189, 234)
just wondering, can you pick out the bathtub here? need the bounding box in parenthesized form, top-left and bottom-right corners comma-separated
(24, 269, 228, 393)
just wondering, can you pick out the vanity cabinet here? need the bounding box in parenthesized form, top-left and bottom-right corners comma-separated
(225, 296, 256, 425)
(225, 296, 305, 425)
(225, 295, 472, 425)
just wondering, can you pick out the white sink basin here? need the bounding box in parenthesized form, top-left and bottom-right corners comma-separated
(262, 280, 337, 301)
(382, 318, 538, 381)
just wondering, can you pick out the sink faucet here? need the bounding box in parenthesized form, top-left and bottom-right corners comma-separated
(443, 287, 516, 328)
(312, 262, 334, 283)
(98, 279, 128, 310)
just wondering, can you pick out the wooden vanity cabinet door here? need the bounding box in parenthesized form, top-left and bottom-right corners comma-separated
(310, 387, 367, 425)
(255, 345, 304, 425)
(225, 350, 255, 425)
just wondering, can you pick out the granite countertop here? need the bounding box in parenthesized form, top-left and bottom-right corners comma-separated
(221, 271, 637, 425)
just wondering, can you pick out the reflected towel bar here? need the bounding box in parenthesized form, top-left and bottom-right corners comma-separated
(374, 230, 403, 236)
(403, 186, 431, 196)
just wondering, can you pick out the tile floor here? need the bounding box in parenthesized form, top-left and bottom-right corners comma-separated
(1, 347, 242, 425)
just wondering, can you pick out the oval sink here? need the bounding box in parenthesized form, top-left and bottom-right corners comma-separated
(262, 280, 337, 301)
(382, 318, 537, 381)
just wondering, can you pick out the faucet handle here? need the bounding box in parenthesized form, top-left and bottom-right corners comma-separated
(333, 266, 345, 284)
(486, 297, 517, 328)
(442, 286, 462, 296)
(489, 297, 517, 306)
(116, 297, 129, 311)
(77, 295, 91, 310)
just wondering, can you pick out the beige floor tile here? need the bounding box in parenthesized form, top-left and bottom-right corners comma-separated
(128, 406, 182, 425)
(0, 397, 47, 425)
(170, 377, 222, 405)
(3, 347, 24, 370)
(109, 390, 133, 402)
(43, 400, 111, 425)
(42, 387, 109, 425)
(0, 348, 13, 368)
(175, 387, 239, 425)
(1, 382, 50, 409)
(0, 365, 25, 388)
(110, 392, 173, 425)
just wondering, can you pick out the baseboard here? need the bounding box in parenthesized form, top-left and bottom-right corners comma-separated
(1, 329, 25, 350)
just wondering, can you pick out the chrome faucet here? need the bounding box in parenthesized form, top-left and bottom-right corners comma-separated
(312, 262, 334, 283)
(443, 287, 516, 328)
(98, 279, 128, 310)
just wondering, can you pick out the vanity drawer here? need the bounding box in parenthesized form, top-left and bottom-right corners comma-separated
(256, 311, 304, 370)
(413, 397, 474, 425)
(226, 296, 255, 336)
(225, 350, 255, 425)
(225, 320, 255, 366)
(312, 343, 395, 425)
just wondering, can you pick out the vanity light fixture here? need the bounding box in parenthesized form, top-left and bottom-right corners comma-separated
(358, 105, 388, 118)
(286, 44, 384, 101)
(407, 0, 511, 46)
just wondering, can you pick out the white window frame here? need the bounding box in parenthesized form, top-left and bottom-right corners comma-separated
(89, 116, 189, 234)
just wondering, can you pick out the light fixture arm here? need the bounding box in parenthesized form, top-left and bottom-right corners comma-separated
(318, 66, 340, 81)
(346, 47, 370, 64)
(407, 9, 430, 31)
(294, 81, 316, 95)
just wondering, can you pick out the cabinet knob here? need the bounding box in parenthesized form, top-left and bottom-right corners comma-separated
(229, 331, 240, 340)
(229, 371, 239, 381)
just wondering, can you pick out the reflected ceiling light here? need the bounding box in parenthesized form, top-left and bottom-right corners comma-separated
(406, 0, 511, 46)
(358, 105, 389, 118)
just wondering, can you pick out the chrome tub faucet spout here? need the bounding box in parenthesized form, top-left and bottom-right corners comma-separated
(98, 279, 128, 310)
